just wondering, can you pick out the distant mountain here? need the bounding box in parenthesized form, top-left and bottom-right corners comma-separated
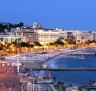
(0, 22, 24, 32)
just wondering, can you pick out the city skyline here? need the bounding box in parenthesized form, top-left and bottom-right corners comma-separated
(0, 0, 96, 30)
(0, 1, 96, 90)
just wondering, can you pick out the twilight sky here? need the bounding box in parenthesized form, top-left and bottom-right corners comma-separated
(0, 0, 96, 30)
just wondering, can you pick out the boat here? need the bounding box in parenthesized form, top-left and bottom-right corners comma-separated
(78, 55, 85, 59)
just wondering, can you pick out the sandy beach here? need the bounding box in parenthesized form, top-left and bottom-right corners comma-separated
(4, 47, 96, 69)
(4, 48, 67, 68)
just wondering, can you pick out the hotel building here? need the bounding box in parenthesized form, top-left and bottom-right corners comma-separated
(14, 27, 38, 43)
(0, 33, 25, 45)
(56, 28, 67, 41)
(73, 30, 94, 42)
(34, 28, 59, 44)
(93, 32, 96, 41)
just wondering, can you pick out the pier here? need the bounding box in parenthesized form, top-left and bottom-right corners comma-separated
(65, 52, 96, 55)
(25, 68, 96, 71)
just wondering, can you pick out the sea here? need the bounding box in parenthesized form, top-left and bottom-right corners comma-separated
(30, 49, 96, 86)
(42, 50, 96, 86)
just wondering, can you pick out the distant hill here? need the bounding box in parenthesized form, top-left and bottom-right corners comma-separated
(0, 22, 24, 32)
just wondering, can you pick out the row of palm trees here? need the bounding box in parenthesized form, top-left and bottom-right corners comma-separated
(54, 80, 96, 91)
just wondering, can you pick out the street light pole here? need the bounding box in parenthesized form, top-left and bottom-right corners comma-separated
(27, 82, 31, 91)
(32, 78, 34, 91)
(17, 59, 19, 73)
(38, 78, 40, 91)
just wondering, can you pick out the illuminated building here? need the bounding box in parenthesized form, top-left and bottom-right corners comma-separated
(35, 29, 59, 44)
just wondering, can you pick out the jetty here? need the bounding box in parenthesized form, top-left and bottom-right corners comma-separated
(25, 68, 96, 71)
(65, 52, 96, 56)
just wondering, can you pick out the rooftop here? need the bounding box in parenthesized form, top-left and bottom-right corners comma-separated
(0, 63, 21, 91)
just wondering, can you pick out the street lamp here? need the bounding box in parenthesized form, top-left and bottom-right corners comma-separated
(17, 59, 19, 73)
(28, 82, 31, 91)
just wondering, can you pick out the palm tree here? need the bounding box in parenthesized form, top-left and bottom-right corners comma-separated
(0, 38, 3, 44)
(78, 86, 84, 91)
(88, 80, 95, 86)
(53, 77, 56, 83)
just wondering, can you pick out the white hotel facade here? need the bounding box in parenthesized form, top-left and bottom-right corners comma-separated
(72, 30, 94, 42)
(34, 29, 59, 44)
(0, 33, 25, 45)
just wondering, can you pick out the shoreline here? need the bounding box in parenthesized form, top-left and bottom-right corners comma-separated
(4, 46, 96, 61)
(3, 47, 96, 69)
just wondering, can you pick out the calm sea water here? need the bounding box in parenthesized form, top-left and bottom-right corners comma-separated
(44, 49, 96, 86)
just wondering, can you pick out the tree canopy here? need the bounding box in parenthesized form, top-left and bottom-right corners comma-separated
(54, 39, 64, 45)
(0, 22, 24, 32)
(33, 42, 42, 46)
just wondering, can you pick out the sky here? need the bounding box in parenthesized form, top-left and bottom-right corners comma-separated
(0, 0, 96, 30)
